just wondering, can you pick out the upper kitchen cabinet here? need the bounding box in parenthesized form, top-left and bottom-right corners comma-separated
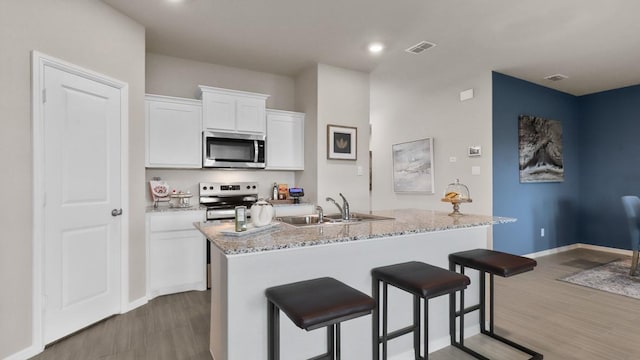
(145, 94, 202, 168)
(199, 85, 270, 135)
(266, 109, 305, 170)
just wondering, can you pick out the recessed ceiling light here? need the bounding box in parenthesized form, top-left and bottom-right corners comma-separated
(166, 0, 186, 4)
(368, 42, 385, 54)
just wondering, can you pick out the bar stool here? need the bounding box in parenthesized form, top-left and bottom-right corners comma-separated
(371, 261, 471, 359)
(265, 277, 376, 360)
(449, 249, 543, 360)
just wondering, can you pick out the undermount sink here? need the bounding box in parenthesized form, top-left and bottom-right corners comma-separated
(322, 212, 395, 222)
(277, 212, 394, 227)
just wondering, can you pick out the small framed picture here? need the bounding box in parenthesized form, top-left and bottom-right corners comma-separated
(468, 146, 481, 157)
(327, 124, 357, 160)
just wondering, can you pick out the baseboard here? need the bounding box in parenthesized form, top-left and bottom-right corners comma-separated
(524, 244, 580, 258)
(3, 343, 43, 360)
(387, 324, 480, 359)
(576, 243, 633, 256)
(525, 243, 632, 259)
(124, 296, 148, 312)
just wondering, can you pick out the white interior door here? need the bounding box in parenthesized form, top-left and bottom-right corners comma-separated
(43, 64, 122, 344)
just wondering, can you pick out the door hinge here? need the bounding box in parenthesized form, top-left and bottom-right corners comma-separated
(42, 89, 47, 103)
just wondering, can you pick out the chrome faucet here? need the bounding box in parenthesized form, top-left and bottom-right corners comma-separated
(326, 193, 350, 220)
(339, 193, 350, 220)
(315, 205, 324, 224)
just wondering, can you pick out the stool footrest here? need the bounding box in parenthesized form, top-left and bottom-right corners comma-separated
(307, 353, 332, 360)
(455, 304, 481, 317)
(378, 324, 416, 343)
(480, 330, 543, 360)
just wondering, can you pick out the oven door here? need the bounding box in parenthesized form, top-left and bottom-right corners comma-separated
(203, 131, 265, 168)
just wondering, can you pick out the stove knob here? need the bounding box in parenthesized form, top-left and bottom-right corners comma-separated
(202, 186, 207, 190)
(252, 185, 256, 189)
(209, 186, 214, 190)
(246, 185, 250, 189)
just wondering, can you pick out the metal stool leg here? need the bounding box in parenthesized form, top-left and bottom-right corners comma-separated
(372, 277, 380, 360)
(268, 301, 280, 360)
(413, 295, 420, 359)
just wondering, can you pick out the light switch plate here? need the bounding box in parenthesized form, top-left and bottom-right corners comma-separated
(449, 157, 457, 163)
(357, 166, 363, 176)
(471, 166, 481, 175)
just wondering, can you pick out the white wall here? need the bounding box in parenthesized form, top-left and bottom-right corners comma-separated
(146, 53, 296, 110)
(294, 66, 319, 203)
(316, 64, 371, 213)
(370, 68, 493, 216)
(0, 0, 145, 358)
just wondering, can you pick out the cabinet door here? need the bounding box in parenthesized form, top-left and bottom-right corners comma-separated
(147, 211, 206, 298)
(202, 93, 236, 131)
(146, 99, 202, 168)
(266, 111, 304, 170)
(236, 98, 266, 134)
(149, 231, 206, 297)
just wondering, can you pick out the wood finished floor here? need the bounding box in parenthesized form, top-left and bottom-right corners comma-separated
(30, 249, 640, 359)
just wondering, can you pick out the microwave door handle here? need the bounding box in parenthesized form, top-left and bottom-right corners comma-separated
(254, 140, 259, 163)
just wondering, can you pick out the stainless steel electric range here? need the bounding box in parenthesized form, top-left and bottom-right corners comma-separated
(199, 182, 259, 221)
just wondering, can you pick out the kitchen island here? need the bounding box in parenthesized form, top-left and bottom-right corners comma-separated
(195, 209, 515, 360)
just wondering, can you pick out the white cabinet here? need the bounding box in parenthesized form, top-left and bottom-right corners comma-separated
(146, 210, 206, 298)
(145, 94, 202, 168)
(266, 109, 305, 170)
(199, 85, 269, 134)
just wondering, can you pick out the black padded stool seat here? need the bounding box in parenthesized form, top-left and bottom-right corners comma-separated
(371, 261, 470, 359)
(448, 249, 537, 277)
(266, 277, 375, 360)
(372, 261, 470, 298)
(449, 249, 543, 360)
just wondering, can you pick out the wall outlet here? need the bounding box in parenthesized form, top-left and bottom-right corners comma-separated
(540, 228, 545, 237)
(357, 166, 363, 176)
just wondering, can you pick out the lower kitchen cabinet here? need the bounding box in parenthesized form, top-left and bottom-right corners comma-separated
(266, 109, 305, 170)
(146, 209, 206, 298)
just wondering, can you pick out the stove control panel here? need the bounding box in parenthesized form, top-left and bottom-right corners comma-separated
(199, 182, 259, 197)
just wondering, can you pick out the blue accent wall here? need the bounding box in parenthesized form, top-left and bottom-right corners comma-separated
(492, 72, 581, 255)
(578, 85, 640, 249)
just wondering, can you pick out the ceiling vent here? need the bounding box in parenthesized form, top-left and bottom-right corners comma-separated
(544, 74, 568, 82)
(405, 41, 436, 54)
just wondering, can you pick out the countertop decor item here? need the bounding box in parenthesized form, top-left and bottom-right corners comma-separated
(441, 179, 472, 216)
(392, 138, 434, 193)
(327, 124, 357, 160)
(250, 199, 274, 227)
(149, 180, 170, 208)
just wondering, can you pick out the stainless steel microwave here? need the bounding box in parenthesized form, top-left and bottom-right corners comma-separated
(202, 131, 266, 168)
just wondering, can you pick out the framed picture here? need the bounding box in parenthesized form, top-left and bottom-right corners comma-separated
(518, 115, 564, 183)
(468, 146, 481, 157)
(327, 124, 357, 160)
(392, 138, 434, 193)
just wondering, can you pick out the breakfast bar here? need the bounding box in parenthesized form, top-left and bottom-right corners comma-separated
(195, 209, 515, 360)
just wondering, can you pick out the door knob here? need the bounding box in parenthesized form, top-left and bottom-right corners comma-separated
(111, 208, 123, 217)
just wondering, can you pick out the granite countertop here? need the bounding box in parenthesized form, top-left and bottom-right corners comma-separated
(195, 208, 515, 255)
(146, 204, 207, 213)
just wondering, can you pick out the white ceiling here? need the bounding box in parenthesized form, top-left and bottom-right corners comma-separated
(103, 0, 640, 96)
